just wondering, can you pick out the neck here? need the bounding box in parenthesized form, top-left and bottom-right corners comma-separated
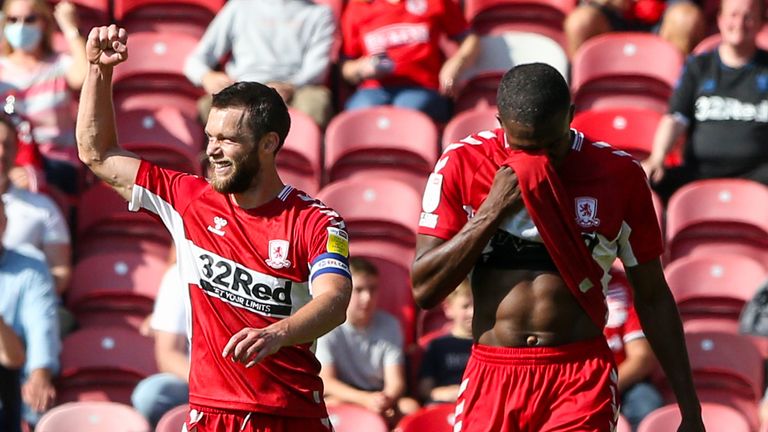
(230, 164, 285, 209)
(451, 326, 472, 339)
(719, 42, 757, 67)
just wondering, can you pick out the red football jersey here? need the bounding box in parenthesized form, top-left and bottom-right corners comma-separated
(604, 272, 644, 366)
(418, 128, 663, 311)
(341, 0, 468, 90)
(130, 161, 351, 417)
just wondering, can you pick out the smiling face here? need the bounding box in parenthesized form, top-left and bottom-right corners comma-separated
(205, 107, 262, 194)
(718, 0, 763, 50)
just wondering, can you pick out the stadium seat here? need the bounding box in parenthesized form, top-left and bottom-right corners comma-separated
(328, 403, 389, 432)
(35, 401, 150, 432)
(666, 179, 768, 268)
(115, 90, 199, 119)
(453, 32, 568, 113)
(616, 415, 632, 432)
(117, 107, 204, 174)
(57, 327, 157, 405)
(77, 181, 169, 242)
(155, 404, 189, 432)
(570, 108, 682, 164)
(67, 244, 168, 325)
(571, 33, 683, 113)
(278, 109, 322, 194)
(464, 0, 574, 45)
(665, 254, 766, 321)
(114, 0, 224, 37)
(324, 107, 439, 192)
(112, 31, 203, 104)
(396, 403, 455, 431)
(637, 403, 751, 432)
(693, 25, 768, 54)
(441, 107, 498, 149)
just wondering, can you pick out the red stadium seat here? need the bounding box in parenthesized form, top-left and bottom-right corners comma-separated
(112, 31, 203, 103)
(114, 0, 224, 37)
(637, 403, 751, 432)
(570, 108, 682, 164)
(453, 32, 568, 113)
(156, 404, 189, 432)
(571, 33, 683, 113)
(665, 254, 766, 321)
(441, 107, 498, 149)
(117, 107, 204, 174)
(278, 109, 322, 194)
(328, 403, 389, 432)
(693, 25, 768, 54)
(36, 401, 150, 432)
(324, 107, 439, 192)
(67, 245, 168, 323)
(396, 403, 455, 432)
(616, 415, 632, 432)
(666, 179, 768, 268)
(57, 327, 157, 405)
(465, 0, 574, 42)
(115, 89, 199, 119)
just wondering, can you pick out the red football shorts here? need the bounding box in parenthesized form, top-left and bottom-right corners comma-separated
(184, 404, 333, 432)
(453, 337, 619, 432)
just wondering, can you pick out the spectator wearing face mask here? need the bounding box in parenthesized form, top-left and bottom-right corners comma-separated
(0, 0, 87, 196)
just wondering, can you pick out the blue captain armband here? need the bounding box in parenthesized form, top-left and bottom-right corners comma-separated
(310, 253, 351, 281)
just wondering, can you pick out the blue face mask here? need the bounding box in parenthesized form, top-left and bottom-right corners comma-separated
(4, 23, 42, 52)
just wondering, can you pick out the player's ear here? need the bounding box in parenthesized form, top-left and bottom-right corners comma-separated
(259, 131, 280, 155)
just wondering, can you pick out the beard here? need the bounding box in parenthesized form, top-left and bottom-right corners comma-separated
(209, 151, 261, 194)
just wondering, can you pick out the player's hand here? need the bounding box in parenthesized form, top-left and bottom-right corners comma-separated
(484, 166, 522, 217)
(641, 157, 665, 183)
(222, 324, 287, 368)
(85, 25, 128, 68)
(22, 369, 56, 413)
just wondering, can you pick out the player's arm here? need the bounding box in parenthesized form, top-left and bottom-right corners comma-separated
(76, 25, 141, 202)
(625, 259, 703, 430)
(412, 166, 521, 309)
(223, 273, 351, 367)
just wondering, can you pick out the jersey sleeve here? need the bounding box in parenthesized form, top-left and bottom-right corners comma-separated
(667, 55, 701, 123)
(129, 160, 207, 234)
(616, 163, 664, 267)
(305, 202, 352, 286)
(417, 149, 469, 240)
(439, 0, 470, 39)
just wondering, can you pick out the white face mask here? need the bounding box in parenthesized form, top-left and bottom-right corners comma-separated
(4, 23, 42, 52)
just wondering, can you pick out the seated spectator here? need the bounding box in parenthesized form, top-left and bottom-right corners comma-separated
(0, 313, 25, 432)
(131, 247, 190, 427)
(0, 0, 87, 196)
(339, 0, 480, 123)
(642, 0, 768, 201)
(417, 279, 473, 404)
(564, 0, 705, 57)
(317, 257, 420, 427)
(604, 272, 663, 431)
(0, 198, 60, 430)
(184, 0, 336, 128)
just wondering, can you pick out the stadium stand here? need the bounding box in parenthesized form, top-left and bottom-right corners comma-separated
(113, 0, 223, 37)
(571, 32, 683, 113)
(464, 0, 573, 47)
(395, 402, 455, 432)
(155, 404, 189, 432)
(278, 109, 323, 195)
(441, 107, 498, 149)
(35, 401, 150, 432)
(327, 403, 389, 432)
(637, 403, 751, 432)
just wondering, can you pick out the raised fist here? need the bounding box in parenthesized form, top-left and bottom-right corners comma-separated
(86, 25, 128, 68)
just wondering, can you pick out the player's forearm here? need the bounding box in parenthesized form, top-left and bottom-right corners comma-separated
(633, 288, 700, 416)
(76, 64, 120, 171)
(412, 207, 503, 309)
(276, 285, 351, 347)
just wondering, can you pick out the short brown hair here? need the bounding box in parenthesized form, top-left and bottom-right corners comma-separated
(349, 257, 379, 277)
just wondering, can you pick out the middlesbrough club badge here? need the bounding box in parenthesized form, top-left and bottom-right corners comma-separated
(575, 197, 601, 228)
(266, 240, 292, 269)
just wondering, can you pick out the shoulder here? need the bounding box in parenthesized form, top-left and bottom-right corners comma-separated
(754, 49, 768, 67)
(373, 311, 403, 334)
(5, 187, 60, 212)
(3, 248, 49, 275)
(439, 128, 503, 170)
(683, 51, 716, 75)
(290, 187, 346, 228)
(577, 133, 646, 174)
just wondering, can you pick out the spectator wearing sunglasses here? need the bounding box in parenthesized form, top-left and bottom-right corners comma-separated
(0, 0, 87, 197)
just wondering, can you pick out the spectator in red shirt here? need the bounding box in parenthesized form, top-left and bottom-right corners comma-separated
(340, 0, 480, 122)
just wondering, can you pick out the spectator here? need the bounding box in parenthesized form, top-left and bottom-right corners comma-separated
(340, 0, 480, 123)
(604, 272, 663, 431)
(0, 198, 60, 430)
(0, 309, 25, 432)
(184, 0, 336, 128)
(317, 257, 420, 427)
(0, 0, 87, 196)
(642, 0, 768, 201)
(131, 249, 190, 427)
(0, 114, 71, 297)
(417, 279, 473, 404)
(564, 0, 705, 57)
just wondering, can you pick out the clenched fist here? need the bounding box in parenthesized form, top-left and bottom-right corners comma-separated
(86, 25, 128, 68)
